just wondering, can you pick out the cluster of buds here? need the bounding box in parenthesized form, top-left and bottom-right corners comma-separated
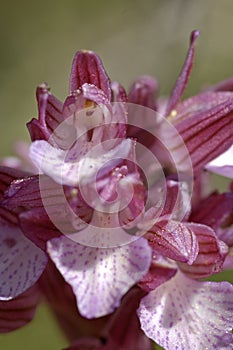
(0, 31, 233, 350)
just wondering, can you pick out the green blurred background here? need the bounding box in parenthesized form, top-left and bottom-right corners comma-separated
(0, 0, 233, 349)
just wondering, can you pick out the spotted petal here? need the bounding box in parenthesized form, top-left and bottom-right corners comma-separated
(0, 210, 47, 299)
(138, 271, 233, 350)
(47, 236, 151, 318)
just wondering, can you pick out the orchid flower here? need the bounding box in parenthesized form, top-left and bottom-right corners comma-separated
(0, 30, 233, 350)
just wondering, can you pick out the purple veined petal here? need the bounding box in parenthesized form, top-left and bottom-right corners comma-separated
(128, 75, 158, 111)
(0, 284, 40, 333)
(138, 253, 177, 292)
(0, 208, 17, 226)
(3, 174, 63, 213)
(0, 166, 30, 201)
(0, 211, 47, 300)
(173, 97, 233, 172)
(3, 174, 95, 249)
(127, 77, 160, 150)
(69, 51, 111, 100)
(19, 208, 62, 250)
(3, 175, 88, 249)
(191, 171, 212, 210)
(110, 82, 128, 139)
(102, 287, 154, 350)
(29, 138, 135, 186)
(118, 173, 146, 229)
(138, 271, 233, 350)
(205, 145, 233, 178)
(154, 180, 191, 222)
(143, 220, 198, 264)
(190, 191, 233, 244)
(190, 191, 233, 229)
(171, 91, 233, 124)
(111, 81, 127, 103)
(47, 236, 151, 318)
(3, 172, 84, 217)
(27, 83, 63, 144)
(178, 223, 228, 278)
(165, 30, 200, 117)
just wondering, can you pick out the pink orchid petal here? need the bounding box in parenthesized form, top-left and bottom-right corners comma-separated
(165, 30, 199, 116)
(3, 174, 64, 213)
(0, 284, 40, 333)
(110, 82, 128, 139)
(190, 191, 233, 245)
(0, 166, 30, 201)
(29, 138, 134, 186)
(69, 51, 111, 100)
(128, 75, 158, 110)
(178, 223, 228, 278)
(138, 271, 233, 350)
(118, 173, 146, 229)
(158, 180, 191, 221)
(173, 91, 233, 124)
(144, 220, 198, 264)
(0, 217, 47, 299)
(3, 175, 94, 249)
(3, 174, 82, 218)
(47, 236, 151, 318)
(102, 287, 154, 350)
(0, 208, 17, 226)
(139, 254, 177, 292)
(206, 145, 233, 178)
(27, 83, 63, 143)
(19, 208, 62, 250)
(111, 81, 127, 103)
(175, 96, 233, 172)
(190, 191, 233, 229)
